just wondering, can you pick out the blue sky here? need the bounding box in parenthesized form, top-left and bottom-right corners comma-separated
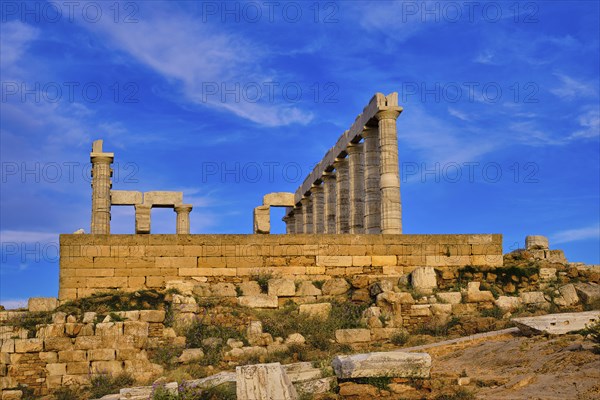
(1, 0, 599, 308)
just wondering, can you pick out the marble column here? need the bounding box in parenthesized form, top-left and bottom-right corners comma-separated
(283, 207, 295, 234)
(334, 157, 350, 233)
(311, 184, 325, 233)
(347, 142, 365, 234)
(376, 110, 402, 234)
(301, 196, 313, 233)
(90, 140, 114, 234)
(293, 205, 303, 233)
(362, 127, 381, 234)
(174, 204, 193, 234)
(322, 172, 336, 234)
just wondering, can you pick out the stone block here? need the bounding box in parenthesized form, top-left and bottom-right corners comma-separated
(335, 329, 371, 344)
(332, 351, 431, 379)
(436, 292, 462, 304)
(44, 337, 73, 351)
(263, 192, 295, 207)
(559, 284, 579, 306)
(110, 190, 143, 205)
(91, 360, 123, 375)
(295, 282, 321, 296)
(74, 336, 101, 350)
(95, 322, 123, 336)
(525, 235, 549, 250)
(88, 349, 115, 361)
(410, 267, 437, 294)
(14, 338, 43, 353)
(539, 268, 557, 281)
(39, 351, 58, 363)
(321, 278, 350, 295)
(58, 350, 86, 362)
(520, 291, 547, 305)
(139, 310, 165, 323)
(512, 311, 600, 335)
(1, 390, 23, 400)
(178, 348, 204, 363)
(410, 305, 432, 317)
(66, 361, 90, 375)
(495, 296, 522, 311)
(352, 256, 372, 267)
(466, 282, 495, 303)
(574, 283, 600, 305)
(144, 191, 183, 207)
(268, 279, 296, 297)
(236, 363, 298, 400)
(372, 256, 397, 266)
(299, 303, 331, 319)
(254, 206, 271, 234)
(238, 295, 279, 309)
(28, 297, 58, 312)
(316, 256, 352, 267)
(45, 363, 67, 376)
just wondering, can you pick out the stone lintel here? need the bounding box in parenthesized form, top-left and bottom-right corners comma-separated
(144, 191, 183, 208)
(111, 190, 143, 205)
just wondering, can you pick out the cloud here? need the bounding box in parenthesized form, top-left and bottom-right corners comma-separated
(0, 230, 58, 243)
(79, 5, 313, 127)
(550, 73, 596, 100)
(569, 108, 600, 140)
(447, 107, 471, 121)
(552, 224, 600, 244)
(473, 51, 495, 65)
(0, 21, 39, 71)
(0, 299, 28, 310)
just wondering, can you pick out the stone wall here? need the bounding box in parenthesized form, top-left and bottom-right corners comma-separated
(59, 234, 503, 300)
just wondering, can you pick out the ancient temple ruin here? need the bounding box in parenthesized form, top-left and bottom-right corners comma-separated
(254, 93, 402, 235)
(90, 140, 193, 234)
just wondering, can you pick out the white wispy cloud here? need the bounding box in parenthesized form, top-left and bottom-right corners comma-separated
(569, 108, 600, 140)
(447, 107, 471, 121)
(0, 21, 39, 71)
(550, 73, 596, 100)
(0, 299, 28, 310)
(0, 230, 58, 243)
(79, 5, 312, 127)
(552, 224, 600, 244)
(473, 51, 495, 65)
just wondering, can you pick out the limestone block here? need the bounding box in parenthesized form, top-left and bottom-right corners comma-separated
(88, 349, 115, 361)
(14, 338, 43, 353)
(0, 339, 14, 354)
(295, 377, 337, 395)
(227, 339, 244, 349)
(236, 363, 298, 400)
(2, 390, 23, 400)
(436, 292, 462, 304)
(525, 235, 549, 250)
(82, 312, 96, 324)
(409, 305, 432, 317)
(67, 361, 90, 375)
(268, 279, 296, 297)
(574, 283, 600, 305)
(263, 192, 295, 207)
(466, 282, 494, 303)
(295, 282, 321, 296)
(213, 283, 238, 297)
(282, 362, 321, 382)
(28, 297, 58, 312)
(143, 191, 183, 207)
(520, 291, 547, 305)
(430, 303, 452, 315)
(193, 283, 212, 297)
(95, 322, 123, 336)
(91, 360, 123, 375)
(495, 296, 522, 312)
(238, 295, 279, 309)
(52, 312, 67, 324)
(239, 281, 262, 296)
(58, 350, 86, 362)
(321, 278, 350, 295)
(332, 351, 431, 379)
(187, 371, 236, 389)
(539, 268, 557, 281)
(410, 267, 437, 294)
(254, 206, 271, 234)
(559, 284, 579, 306)
(110, 190, 142, 205)
(166, 280, 195, 295)
(46, 363, 67, 376)
(139, 310, 165, 323)
(39, 351, 58, 363)
(335, 329, 371, 344)
(316, 256, 352, 267)
(299, 303, 331, 319)
(285, 333, 306, 345)
(74, 336, 101, 350)
(512, 311, 600, 335)
(178, 348, 204, 363)
(44, 337, 72, 351)
(369, 280, 394, 297)
(372, 255, 397, 266)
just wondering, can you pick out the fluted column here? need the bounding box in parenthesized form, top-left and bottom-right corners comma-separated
(301, 196, 313, 233)
(90, 140, 114, 234)
(283, 207, 295, 234)
(174, 204, 193, 234)
(334, 157, 350, 233)
(322, 172, 336, 233)
(376, 110, 402, 234)
(362, 127, 381, 233)
(311, 184, 325, 233)
(347, 142, 365, 234)
(293, 205, 303, 233)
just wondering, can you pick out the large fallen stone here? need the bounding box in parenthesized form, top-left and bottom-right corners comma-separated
(512, 311, 600, 335)
(321, 278, 350, 295)
(188, 371, 236, 389)
(282, 362, 322, 382)
(574, 283, 600, 305)
(332, 351, 431, 379)
(236, 362, 298, 400)
(268, 279, 296, 297)
(495, 296, 522, 312)
(559, 284, 579, 306)
(295, 377, 337, 395)
(335, 328, 371, 344)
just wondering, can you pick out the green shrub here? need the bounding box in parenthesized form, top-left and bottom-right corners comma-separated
(391, 330, 409, 346)
(251, 272, 273, 293)
(3, 311, 53, 338)
(480, 306, 503, 319)
(150, 344, 184, 369)
(353, 377, 391, 390)
(17, 384, 35, 400)
(585, 319, 600, 353)
(53, 386, 86, 400)
(89, 372, 134, 398)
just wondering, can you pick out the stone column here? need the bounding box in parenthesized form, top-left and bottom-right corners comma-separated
(362, 127, 381, 234)
(283, 208, 295, 234)
(334, 157, 350, 233)
(301, 196, 313, 233)
(293, 205, 303, 233)
(376, 110, 402, 234)
(135, 204, 151, 234)
(174, 204, 193, 234)
(90, 140, 114, 234)
(347, 142, 365, 234)
(311, 183, 325, 233)
(322, 172, 336, 234)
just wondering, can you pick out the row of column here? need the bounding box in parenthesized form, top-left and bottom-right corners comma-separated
(283, 110, 402, 234)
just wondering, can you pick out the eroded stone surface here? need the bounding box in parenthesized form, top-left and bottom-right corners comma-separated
(236, 362, 298, 400)
(332, 351, 431, 379)
(512, 311, 600, 335)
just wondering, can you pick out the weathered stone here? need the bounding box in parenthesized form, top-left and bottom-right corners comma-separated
(239, 281, 262, 296)
(539, 268, 557, 281)
(410, 267, 437, 294)
(525, 235, 549, 250)
(166, 280, 195, 295)
(238, 295, 279, 309)
(495, 296, 522, 312)
(410, 304, 432, 317)
(236, 363, 298, 400)
(466, 282, 494, 303)
(52, 312, 67, 324)
(268, 279, 296, 297)
(338, 382, 379, 397)
(299, 303, 331, 319)
(213, 283, 237, 297)
(574, 283, 600, 305)
(178, 348, 204, 363)
(14, 338, 43, 353)
(520, 291, 548, 305)
(192, 282, 212, 297)
(295, 377, 337, 395)
(370, 280, 394, 297)
(430, 303, 452, 315)
(138, 310, 165, 323)
(1, 390, 23, 400)
(254, 205, 271, 234)
(285, 333, 306, 345)
(335, 329, 371, 344)
(282, 362, 321, 382)
(321, 278, 350, 295)
(28, 297, 58, 312)
(263, 192, 295, 207)
(82, 312, 96, 323)
(512, 311, 600, 335)
(227, 338, 244, 349)
(188, 371, 236, 389)
(559, 284, 579, 306)
(332, 351, 431, 378)
(295, 282, 321, 296)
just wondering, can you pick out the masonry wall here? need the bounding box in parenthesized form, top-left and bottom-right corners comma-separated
(59, 234, 503, 301)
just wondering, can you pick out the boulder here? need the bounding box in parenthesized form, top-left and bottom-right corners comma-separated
(332, 351, 431, 379)
(559, 284, 579, 306)
(178, 348, 204, 363)
(299, 303, 331, 319)
(321, 278, 350, 295)
(236, 363, 298, 400)
(285, 333, 306, 345)
(410, 267, 437, 294)
(295, 282, 321, 296)
(575, 283, 600, 305)
(495, 296, 522, 312)
(370, 280, 394, 297)
(520, 291, 548, 305)
(268, 279, 296, 297)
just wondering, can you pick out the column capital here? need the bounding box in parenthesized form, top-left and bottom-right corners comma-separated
(174, 204, 193, 213)
(375, 109, 401, 121)
(346, 142, 363, 154)
(311, 183, 324, 192)
(322, 171, 336, 181)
